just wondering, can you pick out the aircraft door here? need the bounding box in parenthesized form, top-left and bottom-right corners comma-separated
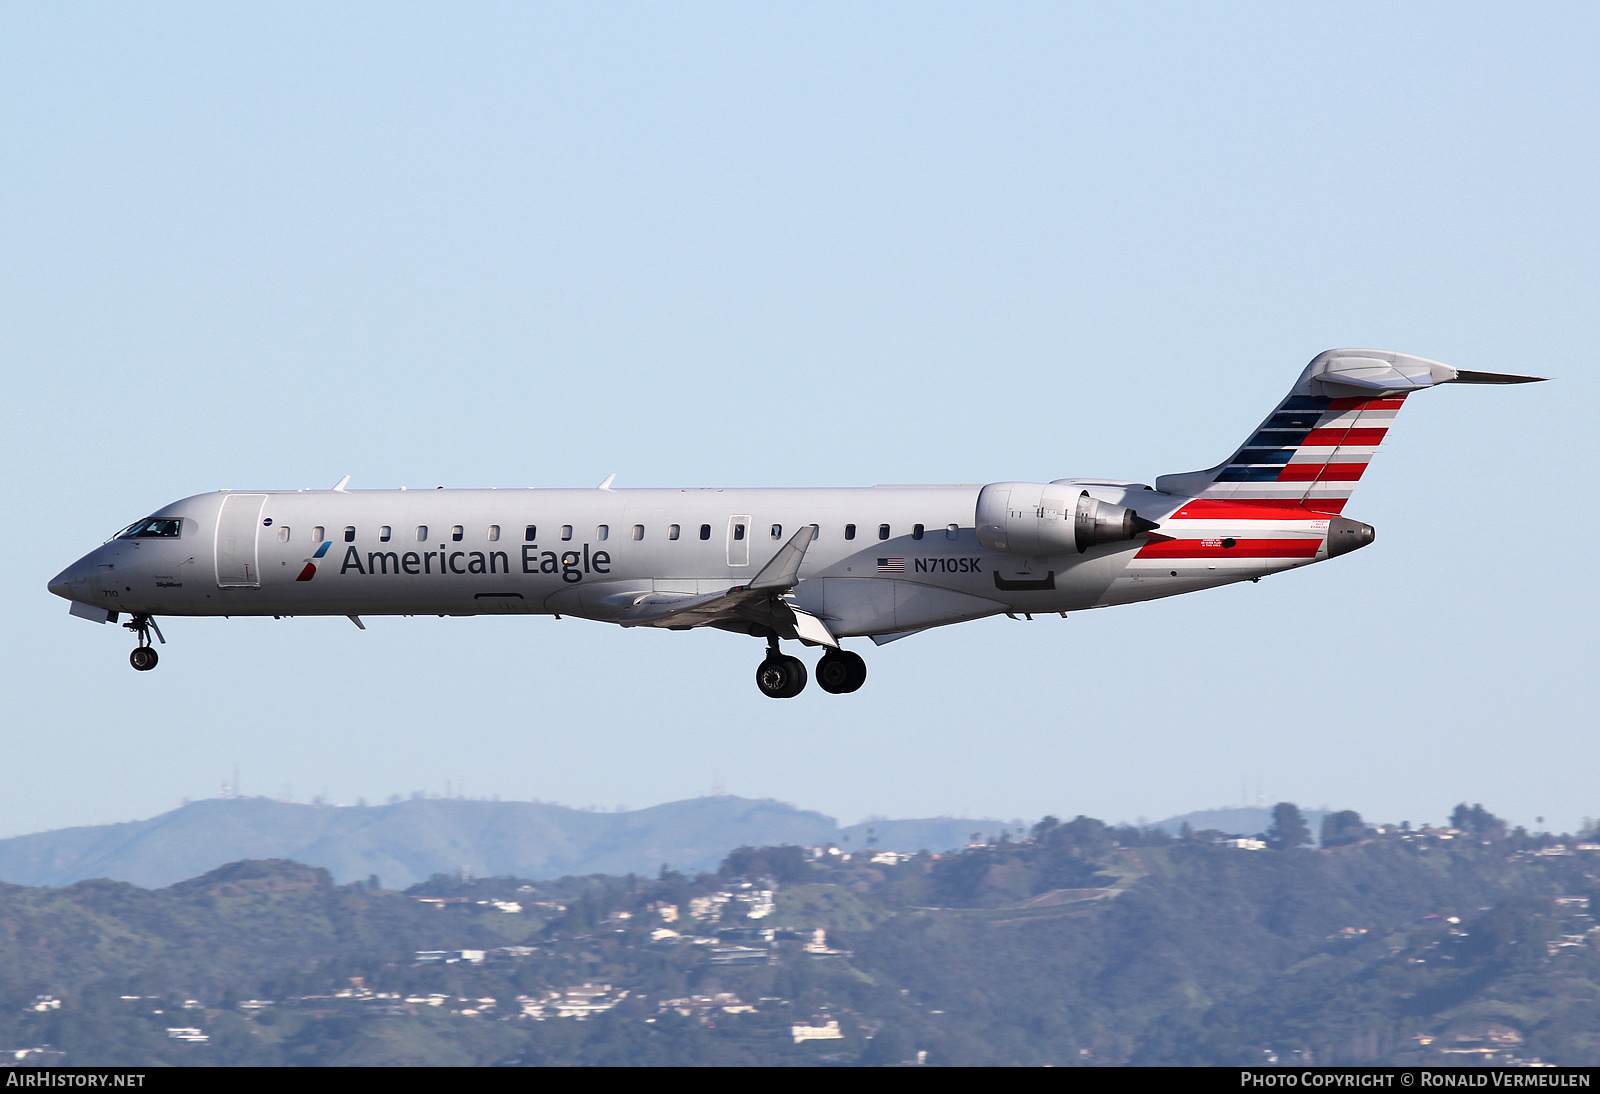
(215, 494, 267, 587)
(727, 515, 752, 567)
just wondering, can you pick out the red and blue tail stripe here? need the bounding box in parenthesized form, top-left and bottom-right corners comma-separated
(1173, 393, 1407, 516)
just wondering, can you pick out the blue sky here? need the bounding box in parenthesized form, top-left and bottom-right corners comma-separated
(2, 2, 1594, 839)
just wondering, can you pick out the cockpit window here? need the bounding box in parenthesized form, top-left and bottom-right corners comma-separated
(114, 518, 183, 540)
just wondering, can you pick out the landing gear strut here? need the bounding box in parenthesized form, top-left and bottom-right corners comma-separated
(124, 614, 164, 671)
(755, 635, 807, 699)
(815, 649, 867, 694)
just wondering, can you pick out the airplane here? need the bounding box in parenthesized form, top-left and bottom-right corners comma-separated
(49, 349, 1543, 697)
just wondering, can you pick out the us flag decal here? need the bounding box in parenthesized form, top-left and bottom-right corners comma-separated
(877, 557, 905, 573)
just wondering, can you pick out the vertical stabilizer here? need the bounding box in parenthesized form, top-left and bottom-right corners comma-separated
(1154, 349, 1544, 514)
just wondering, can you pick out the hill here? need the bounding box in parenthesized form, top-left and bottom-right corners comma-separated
(0, 797, 1011, 889)
(2, 807, 1597, 1066)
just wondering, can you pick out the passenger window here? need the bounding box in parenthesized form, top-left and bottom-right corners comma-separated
(525, 525, 537, 542)
(344, 527, 356, 542)
(632, 525, 644, 541)
(597, 525, 609, 541)
(946, 523, 959, 540)
(277, 527, 290, 543)
(669, 524, 681, 540)
(879, 524, 890, 540)
(811, 527, 819, 540)
(313, 526, 325, 542)
(380, 526, 392, 542)
(699, 524, 711, 541)
(417, 526, 428, 542)
(451, 526, 464, 542)
(487, 525, 500, 542)
(771, 524, 782, 539)
(733, 524, 745, 541)
(913, 524, 924, 540)
(561, 525, 573, 541)
(844, 524, 856, 541)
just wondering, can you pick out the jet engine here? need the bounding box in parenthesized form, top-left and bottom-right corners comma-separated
(975, 482, 1159, 556)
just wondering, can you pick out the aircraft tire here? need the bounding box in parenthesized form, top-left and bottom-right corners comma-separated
(778, 655, 808, 698)
(130, 647, 158, 672)
(838, 650, 867, 693)
(756, 656, 797, 699)
(816, 650, 866, 694)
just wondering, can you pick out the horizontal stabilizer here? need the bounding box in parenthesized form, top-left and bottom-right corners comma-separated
(1447, 369, 1549, 385)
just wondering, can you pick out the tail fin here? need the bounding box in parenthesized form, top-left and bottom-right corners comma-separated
(1154, 349, 1545, 514)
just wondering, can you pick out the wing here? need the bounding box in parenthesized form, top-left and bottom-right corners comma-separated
(618, 524, 839, 647)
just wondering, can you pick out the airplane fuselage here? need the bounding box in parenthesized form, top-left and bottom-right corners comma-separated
(49, 482, 1336, 637)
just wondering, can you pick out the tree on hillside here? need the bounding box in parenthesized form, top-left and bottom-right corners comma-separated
(1320, 810, 1368, 848)
(1264, 802, 1312, 851)
(718, 845, 812, 883)
(1450, 803, 1507, 839)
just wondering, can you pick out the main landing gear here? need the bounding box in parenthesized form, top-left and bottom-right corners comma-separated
(754, 637, 867, 699)
(124, 614, 165, 671)
(756, 636, 807, 699)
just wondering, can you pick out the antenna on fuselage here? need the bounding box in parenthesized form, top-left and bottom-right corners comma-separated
(332, 475, 351, 492)
(598, 474, 616, 490)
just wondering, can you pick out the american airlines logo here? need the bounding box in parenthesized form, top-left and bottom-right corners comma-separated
(295, 541, 333, 581)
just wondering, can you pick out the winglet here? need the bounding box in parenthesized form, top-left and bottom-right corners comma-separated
(598, 474, 616, 490)
(332, 475, 351, 492)
(748, 525, 818, 591)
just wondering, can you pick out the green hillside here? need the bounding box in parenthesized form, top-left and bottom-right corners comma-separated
(1, 805, 1596, 1066)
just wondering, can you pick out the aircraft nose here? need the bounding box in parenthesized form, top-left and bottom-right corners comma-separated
(48, 558, 90, 600)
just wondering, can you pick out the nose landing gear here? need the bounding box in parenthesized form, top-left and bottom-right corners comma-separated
(124, 614, 165, 671)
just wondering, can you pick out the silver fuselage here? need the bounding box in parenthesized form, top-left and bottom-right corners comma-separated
(48, 483, 1333, 639)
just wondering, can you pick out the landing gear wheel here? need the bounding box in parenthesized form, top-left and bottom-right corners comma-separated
(756, 654, 807, 699)
(123, 613, 165, 671)
(815, 650, 867, 694)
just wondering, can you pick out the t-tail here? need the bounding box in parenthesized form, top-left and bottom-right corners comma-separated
(1155, 349, 1546, 517)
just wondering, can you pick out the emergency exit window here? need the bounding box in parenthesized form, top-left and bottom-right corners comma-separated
(733, 524, 745, 541)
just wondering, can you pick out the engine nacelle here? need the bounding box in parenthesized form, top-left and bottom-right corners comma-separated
(975, 482, 1158, 556)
